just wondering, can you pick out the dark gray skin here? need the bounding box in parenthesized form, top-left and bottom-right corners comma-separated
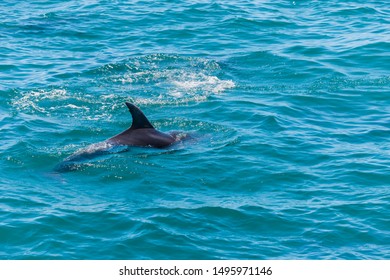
(55, 102, 184, 172)
(107, 102, 176, 148)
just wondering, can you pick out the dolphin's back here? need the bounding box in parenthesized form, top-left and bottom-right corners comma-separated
(108, 128, 175, 148)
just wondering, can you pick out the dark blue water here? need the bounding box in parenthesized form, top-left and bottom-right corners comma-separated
(1, 1, 389, 259)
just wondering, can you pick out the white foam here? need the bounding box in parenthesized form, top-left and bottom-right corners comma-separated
(64, 104, 89, 110)
(172, 73, 235, 94)
(13, 89, 68, 113)
(108, 66, 235, 105)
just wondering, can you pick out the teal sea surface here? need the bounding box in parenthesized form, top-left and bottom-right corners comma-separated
(1, 1, 389, 259)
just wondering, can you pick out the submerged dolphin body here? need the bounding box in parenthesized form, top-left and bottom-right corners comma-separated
(55, 102, 186, 172)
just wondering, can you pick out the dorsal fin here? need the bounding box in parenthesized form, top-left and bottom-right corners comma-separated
(125, 102, 154, 130)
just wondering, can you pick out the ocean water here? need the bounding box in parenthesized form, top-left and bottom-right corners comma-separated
(1, 0, 389, 260)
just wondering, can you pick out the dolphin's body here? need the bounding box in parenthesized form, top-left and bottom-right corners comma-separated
(55, 102, 185, 172)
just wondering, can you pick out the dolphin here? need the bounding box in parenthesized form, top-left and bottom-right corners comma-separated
(55, 102, 186, 172)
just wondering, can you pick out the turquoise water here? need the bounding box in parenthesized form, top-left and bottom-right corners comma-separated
(1, 0, 389, 259)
